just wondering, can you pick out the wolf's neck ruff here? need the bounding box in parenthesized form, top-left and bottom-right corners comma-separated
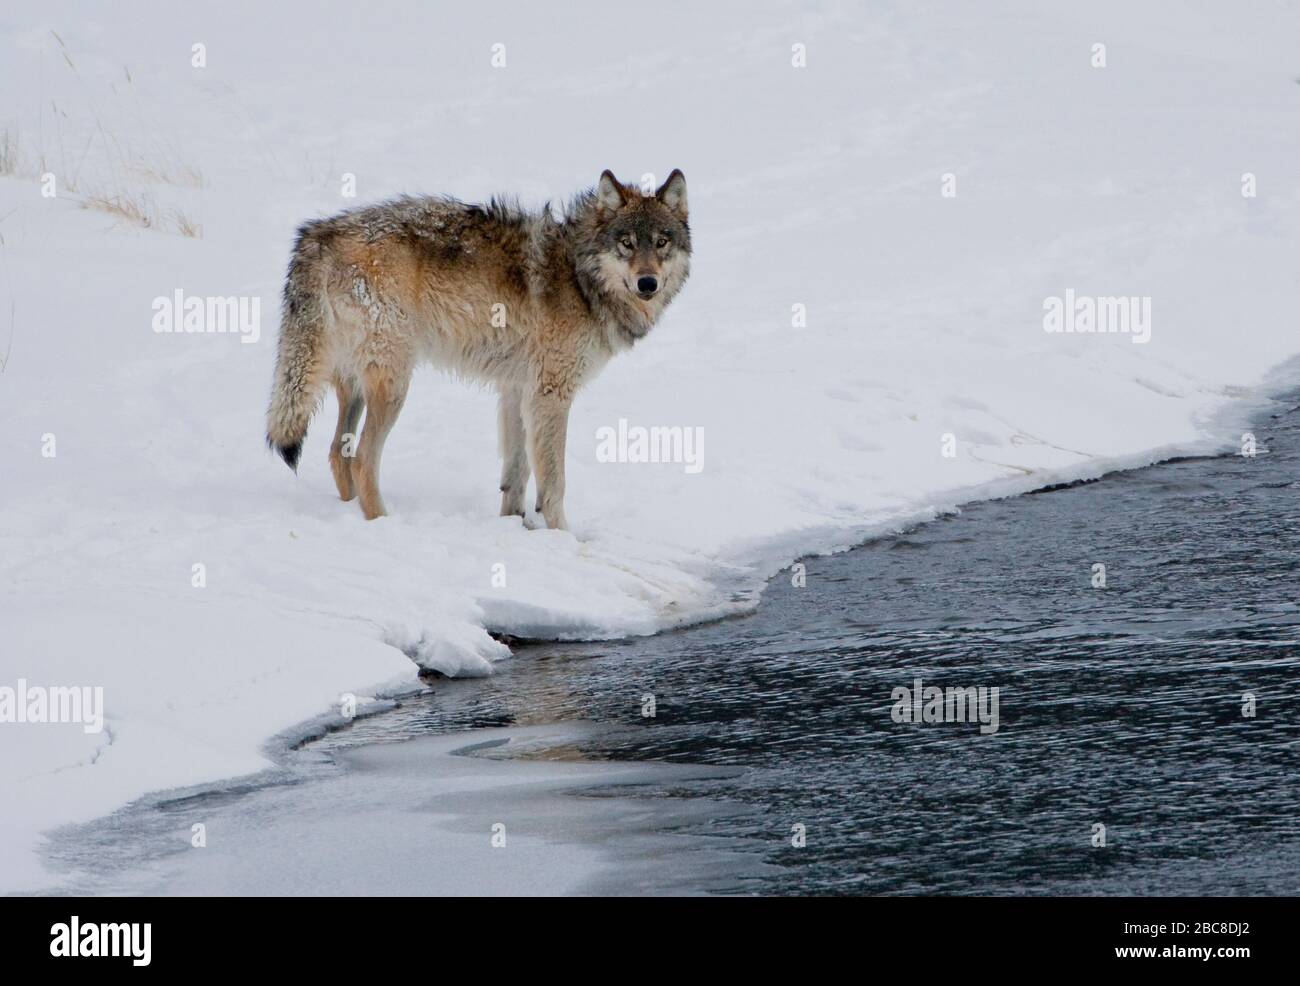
(265, 169, 691, 530)
(572, 256, 658, 349)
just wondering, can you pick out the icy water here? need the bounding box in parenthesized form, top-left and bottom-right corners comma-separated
(356, 397, 1300, 895)
(53, 396, 1300, 895)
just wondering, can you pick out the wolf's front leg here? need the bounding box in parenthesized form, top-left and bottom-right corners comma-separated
(523, 390, 572, 531)
(497, 387, 530, 518)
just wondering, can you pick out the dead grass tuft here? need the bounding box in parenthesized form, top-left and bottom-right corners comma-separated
(0, 130, 19, 176)
(81, 191, 158, 229)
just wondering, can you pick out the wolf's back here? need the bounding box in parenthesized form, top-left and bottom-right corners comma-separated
(266, 225, 332, 470)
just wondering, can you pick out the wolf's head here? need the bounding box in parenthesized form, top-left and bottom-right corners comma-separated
(574, 169, 691, 343)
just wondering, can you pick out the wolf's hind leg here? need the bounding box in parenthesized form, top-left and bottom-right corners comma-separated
(498, 387, 530, 518)
(354, 367, 410, 520)
(329, 375, 365, 501)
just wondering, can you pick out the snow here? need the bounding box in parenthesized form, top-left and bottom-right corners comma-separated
(3, 0, 1300, 893)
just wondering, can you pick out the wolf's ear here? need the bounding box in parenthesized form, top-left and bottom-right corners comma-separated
(655, 169, 687, 218)
(596, 170, 626, 212)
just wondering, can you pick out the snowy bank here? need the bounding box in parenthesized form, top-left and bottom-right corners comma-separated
(3, 0, 1300, 892)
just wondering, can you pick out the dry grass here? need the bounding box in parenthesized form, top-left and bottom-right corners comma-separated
(81, 191, 158, 229)
(0, 130, 18, 175)
(81, 191, 201, 238)
(11, 32, 207, 237)
(123, 159, 204, 189)
(168, 208, 202, 238)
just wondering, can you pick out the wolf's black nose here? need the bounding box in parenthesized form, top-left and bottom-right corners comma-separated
(637, 276, 658, 295)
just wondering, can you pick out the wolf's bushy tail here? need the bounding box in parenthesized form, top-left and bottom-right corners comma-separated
(266, 231, 330, 471)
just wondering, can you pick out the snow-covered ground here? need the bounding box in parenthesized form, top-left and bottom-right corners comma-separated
(3, 0, 1300, 893)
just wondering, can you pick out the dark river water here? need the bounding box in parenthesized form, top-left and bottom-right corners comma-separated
(52, 395, 1300, 895)
(322, 394, 1300, 895)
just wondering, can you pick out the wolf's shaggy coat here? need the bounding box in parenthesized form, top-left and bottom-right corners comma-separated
(266, 170, 690, 529)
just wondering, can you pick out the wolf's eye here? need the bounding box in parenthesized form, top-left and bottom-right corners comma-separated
(619, 237, 634, 250)
(656, 236, 669, 248)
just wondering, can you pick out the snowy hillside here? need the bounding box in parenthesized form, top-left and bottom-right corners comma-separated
(3, 0, 1300, 892)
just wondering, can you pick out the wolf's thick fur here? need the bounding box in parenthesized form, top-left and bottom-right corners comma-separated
(266, 170, 690, 529)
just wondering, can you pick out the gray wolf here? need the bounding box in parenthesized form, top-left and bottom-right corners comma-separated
(266, 169, 691, 529)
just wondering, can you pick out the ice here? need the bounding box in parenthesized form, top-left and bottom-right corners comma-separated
(46, 725, 763, 896)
